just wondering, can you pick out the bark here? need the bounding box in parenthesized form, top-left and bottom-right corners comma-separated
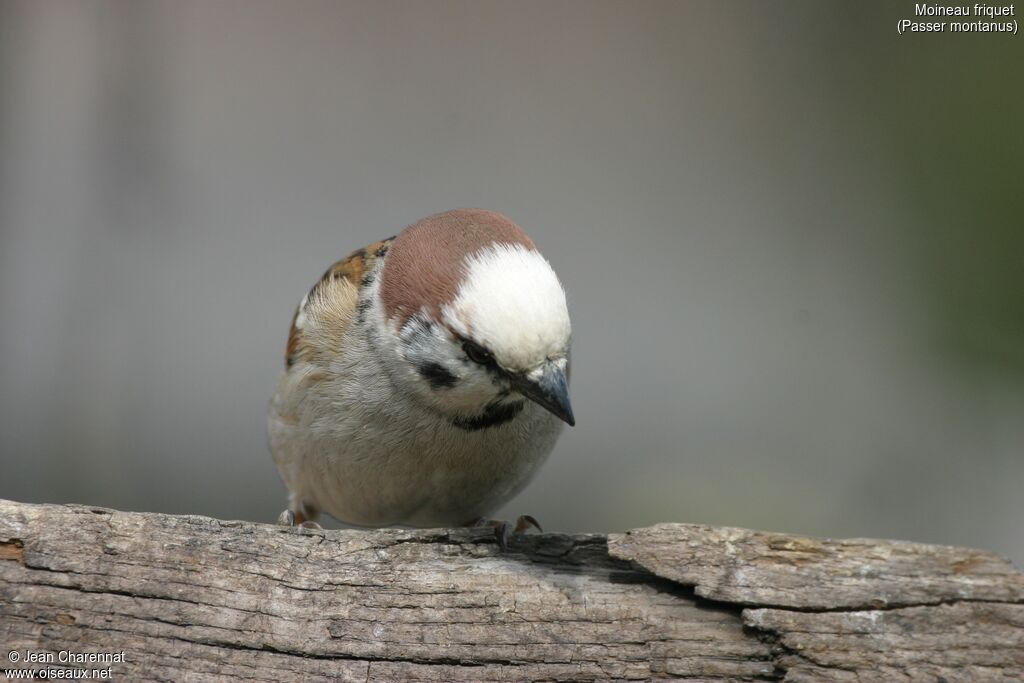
(1, 499, 1021, 682)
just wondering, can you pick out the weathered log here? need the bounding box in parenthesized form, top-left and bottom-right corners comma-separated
(1, 499, 1021, 681)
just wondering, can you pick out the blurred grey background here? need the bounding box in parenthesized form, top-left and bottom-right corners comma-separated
(2, 1, 1022, 565)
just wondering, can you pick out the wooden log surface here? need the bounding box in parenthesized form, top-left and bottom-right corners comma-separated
(1, 499, 1021, 681)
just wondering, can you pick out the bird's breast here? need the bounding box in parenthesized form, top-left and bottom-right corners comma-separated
(274, 383, 563, 528)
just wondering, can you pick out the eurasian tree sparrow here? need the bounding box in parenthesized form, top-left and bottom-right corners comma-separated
(268, 209, 573, 541)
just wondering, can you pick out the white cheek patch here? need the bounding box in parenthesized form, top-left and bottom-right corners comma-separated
(443, 243, 570, 371)
(392, 310, 509, 412)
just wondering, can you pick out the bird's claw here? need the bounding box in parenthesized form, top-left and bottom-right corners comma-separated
(277, 508, 322, 530)
(467, 515, 543, 549)
(513, 514, 543, 534)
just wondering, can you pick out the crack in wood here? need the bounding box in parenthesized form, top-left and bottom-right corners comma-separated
(2, 500, 1021, 681)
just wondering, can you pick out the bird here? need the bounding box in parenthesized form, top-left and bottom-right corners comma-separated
(267, 208, 574, 543)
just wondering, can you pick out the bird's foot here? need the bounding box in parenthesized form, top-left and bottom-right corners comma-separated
(277, 508, 322, 530)
(465, 515, 543, 549)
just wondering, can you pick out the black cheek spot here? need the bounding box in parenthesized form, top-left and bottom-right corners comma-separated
(418, 362, 458, 389)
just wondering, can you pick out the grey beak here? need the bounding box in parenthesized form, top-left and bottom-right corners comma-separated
(512, 362, 575, 426)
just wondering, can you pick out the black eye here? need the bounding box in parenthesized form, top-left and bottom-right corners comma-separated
(462, 340, 495, 366)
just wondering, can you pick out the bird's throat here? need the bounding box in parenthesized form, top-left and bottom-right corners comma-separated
(451, 400, 525, 431)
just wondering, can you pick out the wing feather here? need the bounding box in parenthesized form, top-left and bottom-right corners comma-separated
(284, 237, 395, 368)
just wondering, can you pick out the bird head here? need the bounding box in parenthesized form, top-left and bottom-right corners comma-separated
(377, 209, 574, 428)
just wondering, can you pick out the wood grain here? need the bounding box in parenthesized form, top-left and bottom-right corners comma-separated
(1, 500, 1021, 681)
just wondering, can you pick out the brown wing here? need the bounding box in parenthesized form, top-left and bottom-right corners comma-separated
(285, 237, 395, 368)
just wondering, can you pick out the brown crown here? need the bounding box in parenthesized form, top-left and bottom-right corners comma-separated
(379, 209, 537, 325)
